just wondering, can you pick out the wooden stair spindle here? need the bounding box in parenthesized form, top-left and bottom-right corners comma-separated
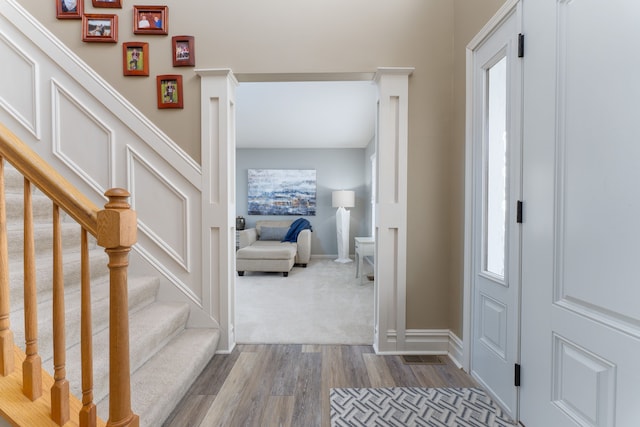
(0, 156, 15, 376)
(51, 204, 70, 425)
(80, 228, 97, 427)
(23, 178, 42, 400)
(98, 189, 139, 427)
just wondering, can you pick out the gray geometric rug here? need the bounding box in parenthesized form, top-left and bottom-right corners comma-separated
(330, 387, 514, 426)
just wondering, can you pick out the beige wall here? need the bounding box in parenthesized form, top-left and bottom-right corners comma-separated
(17, 0, 504, 336)
(449, 0, 507, 337)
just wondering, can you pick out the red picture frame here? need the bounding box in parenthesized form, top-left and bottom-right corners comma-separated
(92, 0, 122, 8)
(82, 14, 118, 43)
(172, 36, 195, 67)
(56, 0, 83, 19)
(133, 6, 168, 35)
(123, 42, 149, 76)
(156, 75, 183, 109)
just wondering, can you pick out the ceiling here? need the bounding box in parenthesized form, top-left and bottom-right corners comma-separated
(235, 81, 377, 149)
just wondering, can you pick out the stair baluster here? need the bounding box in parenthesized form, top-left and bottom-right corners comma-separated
(80, 228, 97, 427)
(98, 189, 139, 427)
(22, 178, 42, 400)
(0, 156, 15, 377)
(51, 204, 70, 425)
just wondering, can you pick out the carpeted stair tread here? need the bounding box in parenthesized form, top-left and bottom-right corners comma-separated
(10, 275, 160, 363)
(4, 192, 57, 224)
(96, 328, 220, 427)
(5, 221, 87, 261)
(3, 164, 26, 193)
(8, 247, 109, 311)
(64, 301, 190, 403)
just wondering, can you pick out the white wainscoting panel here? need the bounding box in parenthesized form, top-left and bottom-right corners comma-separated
(52, 79, 113, 195)
(0, 31, 39, 139)
(127, 147, 190, 272)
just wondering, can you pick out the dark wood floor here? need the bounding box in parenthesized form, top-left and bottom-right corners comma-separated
(162, 344, 477, 427)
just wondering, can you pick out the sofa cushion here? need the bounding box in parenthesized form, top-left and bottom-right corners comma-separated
(259, 226, 289, 241)
(236, 244, 297, 260)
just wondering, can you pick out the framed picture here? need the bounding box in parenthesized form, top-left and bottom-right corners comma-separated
(172, 36, 195, 67)
(56, 0, 83, 19)
(92, 0, 122, 8)
(122, 42, 149, 76)
(82, 14, 118, 43)
(156, 75, 183, 109)
(247, 169, 317, 216)
(133, 6, 168, 35)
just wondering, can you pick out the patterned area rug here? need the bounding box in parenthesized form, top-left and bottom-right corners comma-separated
(330, 387, 514, 426)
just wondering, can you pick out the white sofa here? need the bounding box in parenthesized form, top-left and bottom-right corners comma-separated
(236, 220, 312, 277)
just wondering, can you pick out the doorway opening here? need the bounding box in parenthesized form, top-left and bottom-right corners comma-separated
(233, 79, 377, 345)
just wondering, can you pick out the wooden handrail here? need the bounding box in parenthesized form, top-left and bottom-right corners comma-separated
(0, 122, 99, 236)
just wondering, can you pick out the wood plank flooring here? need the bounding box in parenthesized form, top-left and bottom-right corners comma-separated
(162, 344, 477, 427)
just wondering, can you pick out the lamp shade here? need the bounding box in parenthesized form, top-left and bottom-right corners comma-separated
(332, 190, 355, 208)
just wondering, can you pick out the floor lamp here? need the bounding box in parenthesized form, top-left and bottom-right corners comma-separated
(332, 190, 355, 263)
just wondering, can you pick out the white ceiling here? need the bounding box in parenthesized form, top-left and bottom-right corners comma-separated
(235, 81, 377, 149)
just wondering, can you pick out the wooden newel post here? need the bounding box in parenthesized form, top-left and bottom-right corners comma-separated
(97, 189, 139, 427)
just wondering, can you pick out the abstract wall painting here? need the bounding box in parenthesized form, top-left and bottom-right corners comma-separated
(248, 169, 316, 216)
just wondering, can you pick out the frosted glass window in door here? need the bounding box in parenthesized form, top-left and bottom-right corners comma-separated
(484, 56, 507, 278)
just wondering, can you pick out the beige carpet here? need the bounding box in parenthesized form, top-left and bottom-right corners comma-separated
(235, 258, 374, 344)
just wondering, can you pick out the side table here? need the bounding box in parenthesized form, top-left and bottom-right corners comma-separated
(354, 237, 374, 279)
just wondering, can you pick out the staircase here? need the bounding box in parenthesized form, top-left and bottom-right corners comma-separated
(2, 160, 219, 425)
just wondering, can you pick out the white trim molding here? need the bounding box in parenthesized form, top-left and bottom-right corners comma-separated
(374, 329, 464, 362)
(373, 67, 413, 354)
(195, 68, 238, 354)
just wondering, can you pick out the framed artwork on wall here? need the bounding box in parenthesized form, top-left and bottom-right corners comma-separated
(247, 169, 317, 216)
(133, 5, 168, 35)
(156, 75, 183, 109)
(122, 42, 149, 76)
(172, 36, 195, 67)
(56, 0, 83, 19)
(92, 0, 121, 8)
(82, 14, 118, 43)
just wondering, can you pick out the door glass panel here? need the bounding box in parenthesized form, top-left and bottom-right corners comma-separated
(485, 56, 507, 278)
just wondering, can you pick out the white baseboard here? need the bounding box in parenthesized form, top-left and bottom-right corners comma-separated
(448, 331, 464, 368)
(374, 329, 465, 367)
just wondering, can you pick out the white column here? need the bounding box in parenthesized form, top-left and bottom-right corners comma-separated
(374, 67, 413, 353)
(195, 68, 238, 353)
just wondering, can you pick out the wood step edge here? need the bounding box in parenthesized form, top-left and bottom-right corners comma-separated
(0, 345, 106, 427)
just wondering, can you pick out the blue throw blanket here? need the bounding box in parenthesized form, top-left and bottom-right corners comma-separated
(282, 218, 312, 242)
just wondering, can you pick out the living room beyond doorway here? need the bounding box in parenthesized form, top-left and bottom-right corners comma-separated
(234, 80, 377, 345)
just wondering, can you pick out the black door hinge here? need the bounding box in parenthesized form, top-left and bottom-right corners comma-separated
(516, 200, 523, 224)
(518, 34, 525, 58)
(515, 363, 521, 387)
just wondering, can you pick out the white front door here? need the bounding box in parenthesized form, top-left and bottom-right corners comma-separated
(468, 1, 522, 419)
(520, 0, 640, 425)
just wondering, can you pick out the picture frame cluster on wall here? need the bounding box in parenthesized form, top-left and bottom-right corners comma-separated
(55, 2, 192, 109)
